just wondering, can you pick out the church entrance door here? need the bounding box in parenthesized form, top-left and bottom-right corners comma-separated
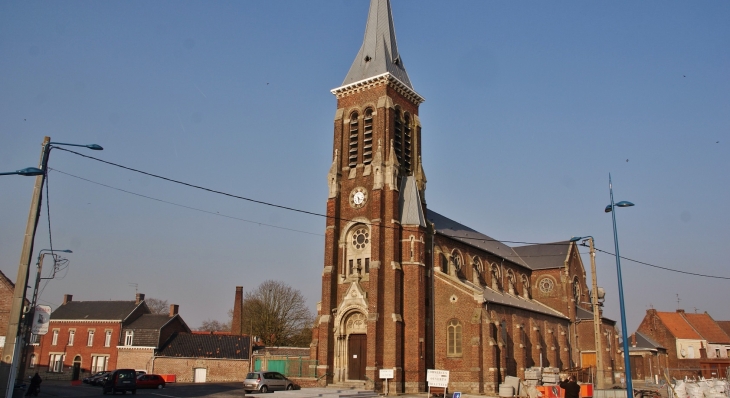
(348, 334, 367, 380)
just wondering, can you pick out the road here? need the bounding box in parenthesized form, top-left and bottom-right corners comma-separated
(20, 381, 249, 397)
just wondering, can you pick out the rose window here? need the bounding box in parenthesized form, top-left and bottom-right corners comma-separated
(539, 277, 554, 293)
(352, 228, 369, 249)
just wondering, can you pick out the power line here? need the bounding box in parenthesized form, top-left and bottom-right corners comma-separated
(54, 148, 730, 280)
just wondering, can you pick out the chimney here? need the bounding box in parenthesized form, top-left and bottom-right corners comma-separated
(169, 304, 179, 317)
(63, 294, 73, 305)
(231, 286, 244, 335)
(676, 309, 685, 313)
(631, 333, 637, 347)
(136, 293, 145, 305)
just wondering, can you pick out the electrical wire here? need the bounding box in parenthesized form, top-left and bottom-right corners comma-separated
(53, 148, 730, 280)
(44, 165, 55, 257)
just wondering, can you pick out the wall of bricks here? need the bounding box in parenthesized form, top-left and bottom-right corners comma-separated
(0, 272, 15, 342)
(117, 347, 154, 372)
(153, 357, 250, 382)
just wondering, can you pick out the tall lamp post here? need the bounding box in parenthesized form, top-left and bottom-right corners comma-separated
(570, 236, 605, 389)
(604, 174, 634, 394)
(0, 136, 102, 397)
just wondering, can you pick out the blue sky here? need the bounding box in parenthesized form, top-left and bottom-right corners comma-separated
(1, 1, 728, 332)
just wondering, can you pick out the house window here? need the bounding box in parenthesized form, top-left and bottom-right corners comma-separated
(91, 355, 109, 373)
(29, 354, 36, 368)
(51, 330, 59, 346)
(688, 346, 695, 359)
(68, 330, 75, 346)
(447, 319, 462, 357)
(87, 330, 95, 346)
(348, 112, 359, 167)
(29, 334, 39, 344)
(104, 330, 112, 347)
(49, 354, 64, 373)
(363, 109, 373, 165)
(125, 331, 134, 346)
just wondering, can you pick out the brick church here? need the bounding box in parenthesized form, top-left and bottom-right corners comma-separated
(309, 0, 620, 394)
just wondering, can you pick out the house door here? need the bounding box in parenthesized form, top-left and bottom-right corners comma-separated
(347, 334, 367, 380)
(72, 356, 81, 381)
(630, 356, 643, 380)
(194, 368, 207, 383)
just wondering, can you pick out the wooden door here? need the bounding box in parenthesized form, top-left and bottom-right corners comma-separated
(348, 334, 367, 380)
(581, 352, 596, 368)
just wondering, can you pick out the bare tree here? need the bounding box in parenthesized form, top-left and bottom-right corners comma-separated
(198, 319, 231, 332)
(145, 298, 169, 315)
(241, 280, 314, 347)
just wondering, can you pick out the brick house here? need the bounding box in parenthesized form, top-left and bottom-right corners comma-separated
(24, 293, 187, 380)
(627, 332, 668, 382)
(116, 304, 191, 372)
(310, 1, 621, 394)
(153, 332, 251, 382)
(0, 270, 18, 349)
(635, 309, 730, 379)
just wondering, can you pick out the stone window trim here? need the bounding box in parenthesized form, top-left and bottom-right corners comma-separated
(447, 319, 463, 357)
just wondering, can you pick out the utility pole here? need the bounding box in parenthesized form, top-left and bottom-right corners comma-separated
(0, 136, 51, 397)
(589, 238, 605, 389)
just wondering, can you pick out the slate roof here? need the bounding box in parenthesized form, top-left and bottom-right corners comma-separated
(656, 312, 702, 339)
(512, 242, 572, 270)
(482, 285, 568, 320)
(634, 331, 665, 350)
(158, 332, 250, 359)
(682, 313, 730, 344)
(575, 306, 616, 324)
(341, 0, 413, 90)
(399, 176, 425, 227)
(426, 209, 529, 268)
(51, 300, 142, 321)
(126, 314, 176, 330)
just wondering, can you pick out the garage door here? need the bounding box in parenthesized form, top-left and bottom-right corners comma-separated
(194, 368, 207, 383)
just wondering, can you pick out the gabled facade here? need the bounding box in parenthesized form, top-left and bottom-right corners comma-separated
(311, 1, 619, 394)
(627, 331, 668, 382)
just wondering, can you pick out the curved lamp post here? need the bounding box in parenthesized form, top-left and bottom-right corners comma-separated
(569, 235, 605, 388)
(605, 174, 634, 393)
(0, 137, 101, 396)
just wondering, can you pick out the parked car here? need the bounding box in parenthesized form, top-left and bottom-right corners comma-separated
(243, 371, 294, 393)
(90, 371, 112, 386)
(102, 368, 137, 395)
(136, 374, 165, 389)
(83, 371, 106, 384)
(135, 370, 146, 376)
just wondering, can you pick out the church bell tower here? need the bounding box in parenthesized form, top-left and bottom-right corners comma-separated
(311, 0, 431, 393)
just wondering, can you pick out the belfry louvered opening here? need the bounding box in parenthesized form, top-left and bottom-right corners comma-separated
(363, 108, 374, 165)
(394, 108, 403, 165)
(403, 113, 412, 171)
(348, 112, 359, 168)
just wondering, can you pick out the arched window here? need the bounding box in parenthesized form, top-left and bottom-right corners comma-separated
(363, 109, 374, 165)
(447, 319, 462, 356)
(521, 274, 531, 299)
(441, 253, 449, 274)
(394, 108, 403, 165)
(572, 277, 581, 304)
(346, 224, 371, 277)
(451, 251, 462, 275)
(472, 256, 483, 285)
(491, 265, 500, 291)
(507, 270, 516, 294)
(348, 112, 359, 168)
(403, 113, 412, 171)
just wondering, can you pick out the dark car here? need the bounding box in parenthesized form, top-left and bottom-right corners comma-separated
(243, 371, 293, 393)
(102, 369, 137, 395)
(83, 371, 106, 384)
(91, 371, 112, 386)
(136, 374, 165, 389)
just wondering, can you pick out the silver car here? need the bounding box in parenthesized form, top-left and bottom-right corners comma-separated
(243, 371, 294, 393)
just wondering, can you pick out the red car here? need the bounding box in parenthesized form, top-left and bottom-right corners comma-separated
(136, 374, 166, 389)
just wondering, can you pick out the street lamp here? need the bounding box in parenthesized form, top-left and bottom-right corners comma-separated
(570, 236, 605, 388)
(17, 249, 73, 382)
(604, 174, 634, 394)
(0, 168, 44, 177)
(0, 136, 102, 397)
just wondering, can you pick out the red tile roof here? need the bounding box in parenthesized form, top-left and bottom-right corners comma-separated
(718, 321, 730, 337)
(683, 313, 730, 344)
(656, 312, 702, 339)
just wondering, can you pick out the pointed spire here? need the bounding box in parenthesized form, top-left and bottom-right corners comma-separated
(342, 0, 413, 89)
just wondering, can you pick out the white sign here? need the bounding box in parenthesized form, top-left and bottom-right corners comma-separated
(380, 368, 394, 379)
(427, 369, 450, 388)
(31, 305, 52, 335)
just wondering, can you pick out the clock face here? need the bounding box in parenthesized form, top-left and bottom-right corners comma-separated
(349, 187, 368, 209)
